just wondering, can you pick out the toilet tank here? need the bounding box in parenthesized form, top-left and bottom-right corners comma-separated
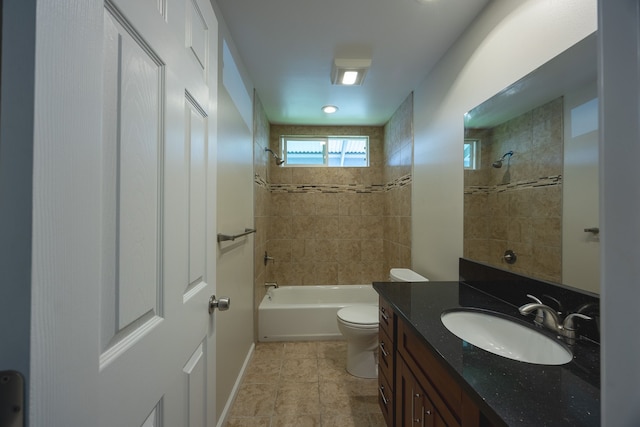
(389, 268, 429, 282)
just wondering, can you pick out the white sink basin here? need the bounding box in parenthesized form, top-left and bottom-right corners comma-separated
(441, 309, 572, 365)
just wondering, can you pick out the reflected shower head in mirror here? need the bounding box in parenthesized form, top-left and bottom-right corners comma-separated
(265, 147, 285, 166)
(492, 150, 514, 168)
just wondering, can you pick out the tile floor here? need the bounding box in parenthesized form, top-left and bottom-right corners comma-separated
(224, 340, 386, 427)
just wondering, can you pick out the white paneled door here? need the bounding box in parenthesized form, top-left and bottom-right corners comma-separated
(99, 1, 218, 425)
(30, 0, 218, 426)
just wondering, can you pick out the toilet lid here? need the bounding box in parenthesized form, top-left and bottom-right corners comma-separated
(390, 268, 429, 282)
(337, 305, 379, 325)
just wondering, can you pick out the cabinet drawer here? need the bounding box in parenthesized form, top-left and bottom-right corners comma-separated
(379, 328, 394, 383)
(379, 297, 394, 337)
(378, 363, 394, 426)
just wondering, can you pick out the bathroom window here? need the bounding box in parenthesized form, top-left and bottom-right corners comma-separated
(464, 139, 479, 170)
(281, 136, 369, 167)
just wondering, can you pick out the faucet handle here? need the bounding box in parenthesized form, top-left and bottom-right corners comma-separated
(526, 294, 542, 303)
(541, 294, 564, 315)
(525, 295, 544, 326)
(562, 312, 592, 343)
(563, 312, 592, 331)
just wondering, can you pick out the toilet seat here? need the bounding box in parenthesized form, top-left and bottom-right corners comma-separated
(337, 305, 378, 328)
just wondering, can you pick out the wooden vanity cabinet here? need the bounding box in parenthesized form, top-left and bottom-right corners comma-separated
(378, 297, 492, 427)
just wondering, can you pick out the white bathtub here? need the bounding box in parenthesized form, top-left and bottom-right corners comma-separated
(258, 285, 379, 342)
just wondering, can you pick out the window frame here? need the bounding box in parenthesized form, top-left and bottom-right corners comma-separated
(280, 135, 370, 167)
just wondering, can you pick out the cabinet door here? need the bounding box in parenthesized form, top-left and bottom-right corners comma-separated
(396, 357, 436, 427)
(398, 356, 469, 427)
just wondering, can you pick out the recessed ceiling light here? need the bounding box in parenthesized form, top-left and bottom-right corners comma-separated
(322, 105, 338, 114)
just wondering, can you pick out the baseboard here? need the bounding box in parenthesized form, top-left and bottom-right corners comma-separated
(216, 342, 255, 427)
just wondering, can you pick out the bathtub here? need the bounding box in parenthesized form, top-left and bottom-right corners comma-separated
(258, 285, 379, 342)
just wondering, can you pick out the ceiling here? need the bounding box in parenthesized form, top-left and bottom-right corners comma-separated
(215, 0, 490, 126)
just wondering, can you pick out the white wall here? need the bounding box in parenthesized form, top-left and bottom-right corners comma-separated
(212, 5, 256, 421)
(563, 82, 599, 293)
(412, 0, 597, 280)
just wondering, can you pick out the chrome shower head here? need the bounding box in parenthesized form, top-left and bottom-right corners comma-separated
(265, 147, 285, 166)
(492, 150, 514, 168)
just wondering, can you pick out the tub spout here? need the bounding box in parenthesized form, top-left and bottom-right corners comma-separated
(265, 282, 278, 290)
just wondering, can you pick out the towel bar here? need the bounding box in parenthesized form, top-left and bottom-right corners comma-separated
(217, 228, 256, 242)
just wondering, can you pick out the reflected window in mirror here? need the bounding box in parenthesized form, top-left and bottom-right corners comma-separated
(464, 139, 479, 170)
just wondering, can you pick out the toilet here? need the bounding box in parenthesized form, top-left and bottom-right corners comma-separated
(336, 268, 428, 378)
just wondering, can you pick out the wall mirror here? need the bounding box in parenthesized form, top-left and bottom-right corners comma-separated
(463, 33, 599, 294)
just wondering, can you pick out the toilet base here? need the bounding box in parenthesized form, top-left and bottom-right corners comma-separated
(345, 340, 378, 379)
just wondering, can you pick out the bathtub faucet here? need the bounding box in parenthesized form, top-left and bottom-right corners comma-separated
(264, 282, 279, 290)
(264, 252, 275, 266)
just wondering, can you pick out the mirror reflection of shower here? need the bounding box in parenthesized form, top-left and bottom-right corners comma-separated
(265, 147, 285, 166)
(492, 150, 514, 168)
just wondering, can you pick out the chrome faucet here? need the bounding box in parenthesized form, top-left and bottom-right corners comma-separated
(519, 301, 562, 330)
(264, 282, 278, 290)
(519, 295, 592, 343)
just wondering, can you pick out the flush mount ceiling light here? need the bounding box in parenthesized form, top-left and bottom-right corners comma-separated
(331, 58, 371, 86)
(322, 105, 338, 114)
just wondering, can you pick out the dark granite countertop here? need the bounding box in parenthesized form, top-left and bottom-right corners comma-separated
(373, 280, 600, 427)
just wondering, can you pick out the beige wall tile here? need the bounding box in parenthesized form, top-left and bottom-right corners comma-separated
(292, 216, 316, 239)
(338, 193, 361, 216)
(290, 193, 316, 216)
(315, 216, 340, 239)
(312, 262, 339, 285)
(338, 216, 362, 240)
(361, 216, 384, 240)
(337, 240, 361, 264)
(314, 193, 339, 216)
(315, 239, 339, 262)
(260, 103, 413, 288)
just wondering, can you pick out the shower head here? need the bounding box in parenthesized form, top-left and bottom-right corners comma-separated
(265, 147, 285, 166)
(492, 150, 514, 168)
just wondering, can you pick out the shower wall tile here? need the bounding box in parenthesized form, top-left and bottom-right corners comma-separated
(314, 193, 340, 216)
(361, 216, 384, 239)
(269, 217, 293, 240)
(260, 95, 413, 286)
(313, 262, 339, 286)
(315, 239, 339, 262)
(337, 240, 361, 264)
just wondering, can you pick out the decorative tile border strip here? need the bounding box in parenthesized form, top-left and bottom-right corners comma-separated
(254, 173, 412, 194)
(464, 175, 562, 195)
(254, 173, 268, 189)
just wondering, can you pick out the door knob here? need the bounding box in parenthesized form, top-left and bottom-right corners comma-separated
(209, 295, 231, 314)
